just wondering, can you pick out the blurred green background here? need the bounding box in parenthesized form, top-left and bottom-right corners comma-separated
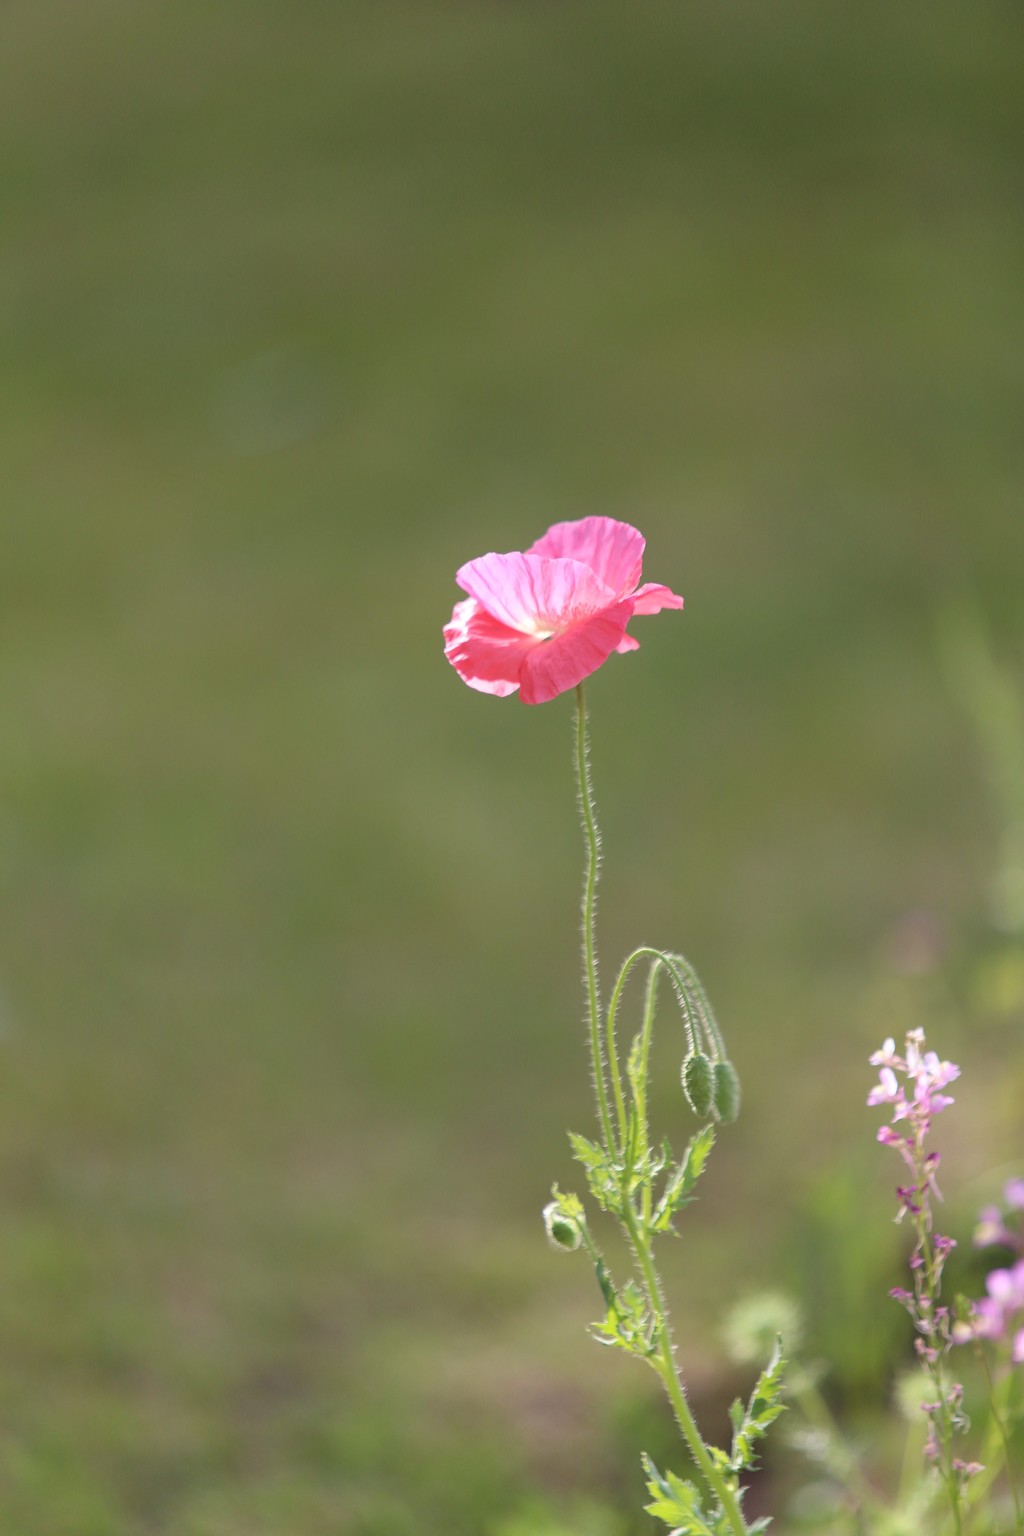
(2, 3, 1023, 1532)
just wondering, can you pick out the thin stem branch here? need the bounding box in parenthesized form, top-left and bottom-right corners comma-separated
(637, 961, 661, 1228)
(606, 946, 698, 1060)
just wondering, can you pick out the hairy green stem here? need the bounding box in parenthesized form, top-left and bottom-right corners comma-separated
(622, 1194, 748, 1536)
(574, 684, 619, 1153)
(606, 946, 699, 1064)
(668, 952, 726, 1062)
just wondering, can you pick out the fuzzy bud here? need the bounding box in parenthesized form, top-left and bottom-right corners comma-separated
(713, 1059, 741, 1124)
(682, 1051, 715, 1119)
(543, 1200, 583, 1252)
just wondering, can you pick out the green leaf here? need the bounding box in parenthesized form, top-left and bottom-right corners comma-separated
(590, 1277, 658, 1358)
(547, 1185, 585, 1223)
(651, 1124, 716, 1232)
(567, 1132, 604, 1171)
(729, 1338, 787, 1472)
(568, 1132, 621, 1215)
(642, 1455, 715, 1535)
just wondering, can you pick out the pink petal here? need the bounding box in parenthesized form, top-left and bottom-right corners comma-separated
(868, 1067, 899, 1104)
(632, 582, 684, 616)
(1012, 1259, 1024, 1303)
(456, 551, 616, 634)
(519, 600, 634, 705)
(972, 1297, 1004, 1339)
(443, 597, 536, 696)
(987, 1268, 1015, 1304)
(615, 633, 641, 654)
(527, 517, 645, 600)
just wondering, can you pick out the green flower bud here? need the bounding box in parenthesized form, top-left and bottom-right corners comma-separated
(713, 1059, 741, 1124)
(682, 1051, 715, 1118)
(543, 1199, 583, 1251)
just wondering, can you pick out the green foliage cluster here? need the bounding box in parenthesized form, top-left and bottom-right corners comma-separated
(641, 1346, 785, 1536)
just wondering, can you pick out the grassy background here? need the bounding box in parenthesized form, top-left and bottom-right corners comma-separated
(2, 3, 1023, 1531)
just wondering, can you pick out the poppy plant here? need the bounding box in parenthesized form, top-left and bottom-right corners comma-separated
(441, 519, 763, 1536)
(443, 516, 683, 704)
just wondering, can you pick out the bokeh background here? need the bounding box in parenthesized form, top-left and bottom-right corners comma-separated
(2, 4, 1023, 1532)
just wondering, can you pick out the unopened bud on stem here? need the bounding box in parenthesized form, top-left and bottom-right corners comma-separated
(682, 1051, 715, 1119)
(543, 1200, 584, 1252)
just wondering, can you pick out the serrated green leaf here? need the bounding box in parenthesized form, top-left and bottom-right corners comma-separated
(568, 1132, 604, 1170)
(641, 1455, 714, 1534)
(548, 1184, 585, 1221)
(589, 1276, 658, 1357)
(652, 1124, 716, 1232)
(729, 1338, 787, 1472)
(568, 1131, 622, 1214)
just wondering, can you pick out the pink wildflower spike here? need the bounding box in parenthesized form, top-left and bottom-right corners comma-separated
(444, 518, 683, 704)
(1005, 1178, 1024, 1211)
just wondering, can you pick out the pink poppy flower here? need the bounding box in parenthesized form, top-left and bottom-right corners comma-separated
(443, 516, 683, 705)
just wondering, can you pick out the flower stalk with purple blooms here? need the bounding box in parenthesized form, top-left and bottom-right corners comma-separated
(868, 1029, 974, 1532)
(967, 1179, 1024, 1366)
(949, 1178, 1024, 1529)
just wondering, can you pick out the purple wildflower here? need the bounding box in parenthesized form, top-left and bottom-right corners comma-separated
(869, 1029, 970, 1512)
(973, 1177, 1024, 1256)
(954, 1255, 1024, 1364)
